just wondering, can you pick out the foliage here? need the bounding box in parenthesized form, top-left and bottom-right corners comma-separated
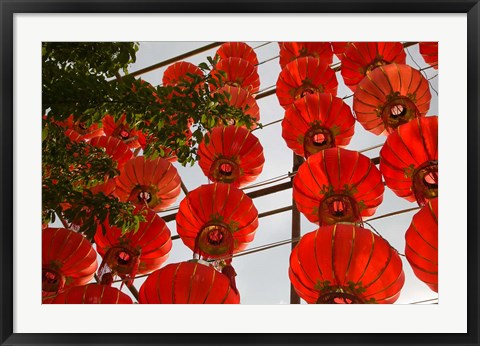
(42, 42, 259, 239)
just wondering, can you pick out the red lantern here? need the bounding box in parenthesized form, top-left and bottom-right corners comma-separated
(211, 57, 260, 93)
(114, 156, 181, 211)
(216, 42, 258, 66)
(330, 42, 350, 60)
(138, 260, 240, 304)
(42, 228, 98, 296)
(102, 114, 146, 150)
(162, 61, 204, 88)
(215, 85, 260, 129)
(281, 93, 355, 157)
(44, 284, 133, 304)
(89, 136, 133, 169)
(278, 42, 334, 69)
(405, 198, 438, 292)
(176, 183, 258, 260)
(341, 42, 406, 91)
(198, 126, 265, 187)
(419, 42, 438, 69)
(293, 148, 384, 225)
(94, 208, 172, 284)
(289, 224, 405, 304)
(58, 115, 104, 141)
(276, 57, 338, 109)
(379, 116, 438, 205)
(353, 63, 432, 136)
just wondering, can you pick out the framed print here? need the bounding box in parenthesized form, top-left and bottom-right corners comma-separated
(1, 1, 479, 345)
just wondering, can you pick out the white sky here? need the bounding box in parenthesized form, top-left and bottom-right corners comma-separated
(102, 41, 439, 305)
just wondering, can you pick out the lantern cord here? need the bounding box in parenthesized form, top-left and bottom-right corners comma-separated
(428, 74, 438, 81)
(252, 84, 276, 95)
(409, 298, 439, 304)
(365, 206, 420, 222)
(255, 55, 280, 66)
(363, 221, 405, 257)
(241, 172, 293, 190)
(420, 64, 438, 71)
(342, 94, 353, 100)
(251, 118, 283, 131)
(253, 42, 273, 50)
(359, 143, 383, 153)
(406, 47, 438, 96)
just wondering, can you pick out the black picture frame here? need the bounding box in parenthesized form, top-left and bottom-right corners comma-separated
(1, 1, 478, 345)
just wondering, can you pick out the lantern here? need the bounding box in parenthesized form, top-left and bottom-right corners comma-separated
(215, 42, 258, 66)
(330, 42, 350, 60)
(341, 42, 406, 91)
(419, 42, 438, 69)
(281, 93, 355, 158)
(94, 208, 172, 284)
(59, 115, 104, 141)
(114, 156, 181, 211)
(138, 260, 240, 304)
(289, 224, 405, 304)
(379, 116, 438, 206)
(44, 284, 133, 304)
(405, 198, 438, 292)
(215, 85, 260, 129)
(198, 126, 265, 187)
(278, 42, 334, 69)
(353, 63, 432, 136)
(162, 61, 204, 89)
(42, 228, 98, 296)
(102, 114, 146, 150)
(89, 136, 133, 169)
(276, 57, 338, 109)
(176, 183, 258, 260)
(293, 147, 384, 225)
(211, 57, 260, 93)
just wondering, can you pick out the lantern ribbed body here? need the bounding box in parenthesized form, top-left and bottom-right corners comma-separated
(281, 93, 355, 157)
(114, 156, 181, 211)
(289, 225, 405, 304)
(176, 183, 258, 258)
(44, 284, 133, 304)
(341, 42, 406, 91)
(353, 63, 431, 136)
(419, 42, 438, 70)
(211, 57, 260, 93)
(330, 42, 350, 60)
(215, 85, 260, 129)
(42, 228, 98, 295)
(89, 136, 133, 169)
(102, 114, 146, 149)
(162, 61, 204, 86)
(198, 126, 265, 187)
(276, 57, 338, 109)
(94, 208, 172, 275)
(278, 42, 333, 69)
(216, 42, 258, 66)
(379, 116, 438, 205)
(293, 148, 384, 225)
(405, 198, 438, 292)
(138, 261, 240, 304)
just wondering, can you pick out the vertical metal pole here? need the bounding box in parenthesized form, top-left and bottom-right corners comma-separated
(290, 153, 304, 304)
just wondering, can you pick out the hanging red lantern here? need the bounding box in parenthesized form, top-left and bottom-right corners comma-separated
(176, 183, 258, 260)
(289, 224, 405, 304)
(211, 57, 260, 93)
(42, 227, 98, 296)
(162, 61, 204, 90)
(138, 260, 240, 304)
(102, 114, 146, 150)
(293, 147, 384, 225)
(198, 126, 265, 187)
(94, 207, 172, 284)
(216, 42, 258, 67)
(341, 42, 406, 91)
(278, 42, 334, 69)
(44, 284, 133, 304)
(281, 93, 355, 158)
(89, 136, 133, 170)
(276, 57, 338, 109)
(215, 85, 260, 129)
(58, 115, 104, 141)
(405, 198, 438, 292)
(114, 156, 181, 211)
(419, 42, 438, 69)
(330, 42, 350, 60)
(353, 63, 432, 136)
(379, 116, 438, 206)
